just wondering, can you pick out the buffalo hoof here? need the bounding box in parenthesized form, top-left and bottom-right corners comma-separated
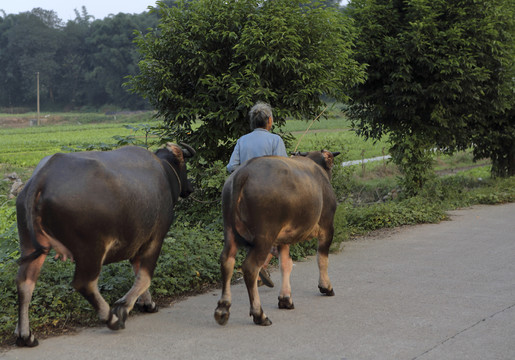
(318, 286, 335, 296)
(135, 301, 159, 313)
(107, 304, 128, 330)
(15, 332, 38, 347)
(252, 315, 272, 326)
(251, 309, 272, 326)
(214, 300, 231, 326)
(278, 296, 295, 310)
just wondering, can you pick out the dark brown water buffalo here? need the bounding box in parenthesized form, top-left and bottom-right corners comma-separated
(214, 150, 340, 326)
(15, 143, 195, 347)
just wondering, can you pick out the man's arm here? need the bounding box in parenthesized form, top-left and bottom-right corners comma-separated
(274, 136, 288, 158)
(227, 141, 241, 173)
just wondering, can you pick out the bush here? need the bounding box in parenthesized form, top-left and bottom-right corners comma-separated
(175, 160, 226, 222)
(342, 197, 447, 233)
(152, 223, 225, 296)
(0, 201, 18, 266)
(467, 176, 515, 204)
(330, 163, 355, 202)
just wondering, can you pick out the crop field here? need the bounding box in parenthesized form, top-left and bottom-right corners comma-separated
(0, 111, 158, 165)
(0, 113, 390, 168)
(0, 112, 485, 188)
(0, 123, 138, 166)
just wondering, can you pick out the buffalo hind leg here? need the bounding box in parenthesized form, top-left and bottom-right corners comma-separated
(277, 244, 295, 309)
(107, 271, 151, 330)
(108, 254, 158, 330)
(131, 257, 158, 313)
(72, 261, 111, 325)
(317, 228, 335, 296)
(107, 238, 163, 330)
(242, 242, 272, 326)
(215, 228, 238, 325)
(15, 252, 47, 347)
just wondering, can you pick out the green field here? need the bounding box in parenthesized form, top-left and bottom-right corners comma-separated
(0, 123, 136, 166)
(0, 111, 158, 164)
(0, 112, 491, 194)
(0, 114, 388, 167)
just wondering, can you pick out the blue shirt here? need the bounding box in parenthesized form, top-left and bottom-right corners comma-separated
(227, 128, 288, 173)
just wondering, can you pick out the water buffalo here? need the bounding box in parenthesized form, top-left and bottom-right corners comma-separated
(215, 150, 340, 326)
(15, 143, 195, 347)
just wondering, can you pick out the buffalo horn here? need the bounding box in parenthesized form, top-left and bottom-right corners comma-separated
(291, 151, 308, 157)
(332, 151, 341, 157)
(180, 142, 196, 158)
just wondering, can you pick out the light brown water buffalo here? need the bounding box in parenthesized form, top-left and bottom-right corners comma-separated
(15, 143, 195, 347)
(215, 150, 340, 326)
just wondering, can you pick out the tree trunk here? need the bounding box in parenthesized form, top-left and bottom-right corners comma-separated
(491, 141, 515, 178)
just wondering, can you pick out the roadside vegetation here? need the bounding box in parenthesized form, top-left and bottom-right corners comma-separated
(1, 112, 514, 346)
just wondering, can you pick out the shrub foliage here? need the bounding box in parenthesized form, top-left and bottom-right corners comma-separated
(347, 0, 515, 191)
(127, 0, 365, 164)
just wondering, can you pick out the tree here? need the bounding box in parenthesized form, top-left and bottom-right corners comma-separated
(127, 0, 365, 163)
(466, 1, 515, 177)
(0, 10, 62, 108)
(346, 0, 515, 193)
(54, 8, 93, 108)
(0, 14, 19, 108)
(82, 13, 155, 109)
(0, 8, 158, 111)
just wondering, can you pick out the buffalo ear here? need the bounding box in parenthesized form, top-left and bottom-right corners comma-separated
(322, 150, 336, 169)
(165, 142, 175, 151)
(165, 143, 184, 161)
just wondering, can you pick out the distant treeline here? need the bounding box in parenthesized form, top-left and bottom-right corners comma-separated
(0, 5, 167, 112)
(0, 0, 342, 113)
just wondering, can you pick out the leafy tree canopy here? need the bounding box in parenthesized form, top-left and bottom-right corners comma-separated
(346, 0, 514, 191)
(127, 0, 366, 163)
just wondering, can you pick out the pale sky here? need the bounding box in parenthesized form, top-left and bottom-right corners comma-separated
(0, 0, 158, 22)
(1, 0, 350, 23)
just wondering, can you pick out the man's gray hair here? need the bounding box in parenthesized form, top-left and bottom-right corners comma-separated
(249, 102, 273, 130)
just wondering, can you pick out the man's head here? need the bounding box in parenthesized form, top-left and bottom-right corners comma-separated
(249, 102, 273, 130)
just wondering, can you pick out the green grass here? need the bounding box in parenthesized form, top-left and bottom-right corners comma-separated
(434, 151, 490, 172)
(281, 116, 352, 132)
(290, 130, 389, 161)
(0, 113, 381, 168)
(0, 111, 155, 124)
(281, 115, 388, 160)
(0, 121, 161, 167)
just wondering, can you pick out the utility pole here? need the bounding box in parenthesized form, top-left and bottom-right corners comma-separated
(36, 72, 40, 126)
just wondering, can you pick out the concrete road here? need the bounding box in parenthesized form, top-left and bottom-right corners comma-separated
(2, 203, 514, 360)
